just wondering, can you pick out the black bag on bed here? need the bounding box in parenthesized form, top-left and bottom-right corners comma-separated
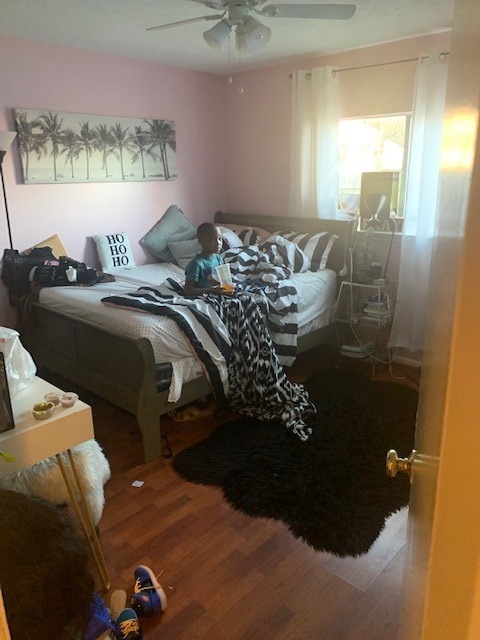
(32, 257, 101, 287)
(1, 247, 57, 300)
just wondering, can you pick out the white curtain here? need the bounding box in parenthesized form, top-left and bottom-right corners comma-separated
(288, 67, 339, 219)
(388, 53, 449, 353)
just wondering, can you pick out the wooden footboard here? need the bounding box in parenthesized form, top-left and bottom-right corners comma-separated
(21, 301, 333, 463)
(21, 303, 212, 462)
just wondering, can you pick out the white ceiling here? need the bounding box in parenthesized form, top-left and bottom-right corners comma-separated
(1, 0, 455, 75)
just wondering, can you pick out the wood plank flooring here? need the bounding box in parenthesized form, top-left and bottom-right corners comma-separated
(80, 346, 420, 639)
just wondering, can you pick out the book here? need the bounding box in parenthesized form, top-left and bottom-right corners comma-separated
(340, 341, 376, 358)
(365, 293, 391, 309)
(363, 306, 393, 317)
(360, 315, 391, 326)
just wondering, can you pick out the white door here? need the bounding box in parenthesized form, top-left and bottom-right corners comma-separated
(398, 0, 480, 637)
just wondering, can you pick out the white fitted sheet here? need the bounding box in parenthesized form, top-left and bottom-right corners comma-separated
(38, 264, 337, 401)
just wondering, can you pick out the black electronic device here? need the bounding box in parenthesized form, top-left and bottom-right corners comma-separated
(359, 171, 400, 220)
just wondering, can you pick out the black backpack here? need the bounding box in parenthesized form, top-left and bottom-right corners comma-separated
(1, 246, 57, 301)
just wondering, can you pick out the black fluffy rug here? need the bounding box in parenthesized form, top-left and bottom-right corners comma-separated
(173, 368, 418, 557)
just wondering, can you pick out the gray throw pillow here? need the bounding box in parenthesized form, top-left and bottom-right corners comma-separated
(167, 239, 201, 270)
(140, 205, 196, 262)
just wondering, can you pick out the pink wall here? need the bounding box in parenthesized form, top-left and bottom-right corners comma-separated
(0, 35, 229, 326)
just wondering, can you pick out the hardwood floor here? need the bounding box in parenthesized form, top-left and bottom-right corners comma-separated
(83, 346, 420, 639)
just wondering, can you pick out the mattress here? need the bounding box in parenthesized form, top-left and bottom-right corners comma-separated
(38, 263, 337, 402)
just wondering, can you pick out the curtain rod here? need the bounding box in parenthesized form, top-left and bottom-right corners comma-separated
(288, 51, 450, 78)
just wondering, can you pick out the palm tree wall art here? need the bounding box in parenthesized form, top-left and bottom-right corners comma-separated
(13, 109, 177, 184)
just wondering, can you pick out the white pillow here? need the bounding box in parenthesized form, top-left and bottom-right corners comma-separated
(167, 239, 201, 270)
(93, 232, 136, 271)
(218, 226, 243, 249)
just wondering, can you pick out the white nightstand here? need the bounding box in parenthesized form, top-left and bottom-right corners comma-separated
(0, 376, 109, 590)
(334, 280, 395, 365)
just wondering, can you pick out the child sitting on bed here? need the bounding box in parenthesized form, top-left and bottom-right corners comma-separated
(184, 222, 232, 295)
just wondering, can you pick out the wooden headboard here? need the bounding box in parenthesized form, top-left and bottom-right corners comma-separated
(214, 211, 357, 276)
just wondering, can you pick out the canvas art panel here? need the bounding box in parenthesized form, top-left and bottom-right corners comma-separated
(13, 108, 177, 184)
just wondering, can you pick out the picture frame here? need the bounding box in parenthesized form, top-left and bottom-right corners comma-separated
(13, 108, 177, 184)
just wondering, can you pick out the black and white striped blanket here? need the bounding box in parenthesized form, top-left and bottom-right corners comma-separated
(223, 243, 303, 365)
(101, 274, 316, 440)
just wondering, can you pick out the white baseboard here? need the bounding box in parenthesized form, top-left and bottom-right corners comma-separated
(393, 354, 421, 368)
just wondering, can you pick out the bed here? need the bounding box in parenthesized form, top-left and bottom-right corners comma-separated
(19, 212, 356, 462)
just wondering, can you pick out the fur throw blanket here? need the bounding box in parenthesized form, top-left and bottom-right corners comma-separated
(0, 439, 110, 525)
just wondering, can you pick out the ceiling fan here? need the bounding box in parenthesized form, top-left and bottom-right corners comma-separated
(147, 1, 357, 57)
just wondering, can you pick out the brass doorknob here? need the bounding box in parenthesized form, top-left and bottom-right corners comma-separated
(386, 449, 417, 480)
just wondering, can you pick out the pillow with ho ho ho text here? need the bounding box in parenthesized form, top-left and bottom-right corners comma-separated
(93, 232, 136, 272)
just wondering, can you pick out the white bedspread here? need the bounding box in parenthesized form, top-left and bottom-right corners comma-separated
(38, 263, 337, 402)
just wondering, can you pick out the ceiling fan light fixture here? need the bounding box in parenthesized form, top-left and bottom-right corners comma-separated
(236, 17, 271, 56)
(203, 19, 231, 50)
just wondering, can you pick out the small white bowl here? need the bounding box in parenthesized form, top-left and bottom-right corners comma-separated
(44, 392, 61, 406)
(59, 392, 78, 408)
(32, 401, 55, 420)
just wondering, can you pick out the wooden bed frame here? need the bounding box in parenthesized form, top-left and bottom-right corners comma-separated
(19, 212, 356, 463)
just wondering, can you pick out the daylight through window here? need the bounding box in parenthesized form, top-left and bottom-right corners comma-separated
(338, 114, 410, 227)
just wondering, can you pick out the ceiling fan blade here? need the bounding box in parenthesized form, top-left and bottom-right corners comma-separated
(146, 14, 224, 31)
(259, 4, 356, 20)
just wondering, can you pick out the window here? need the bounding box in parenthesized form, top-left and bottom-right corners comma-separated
(337, 115, 410, 226)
